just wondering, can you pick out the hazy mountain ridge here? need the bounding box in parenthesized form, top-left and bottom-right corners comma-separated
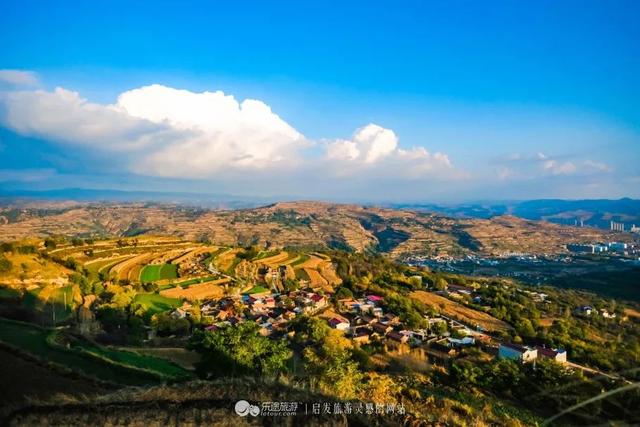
(391, 198, 640, 229)
(1, 200, 634, 258)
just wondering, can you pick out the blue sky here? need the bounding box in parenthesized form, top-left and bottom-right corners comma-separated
(0, 0, 638, 201)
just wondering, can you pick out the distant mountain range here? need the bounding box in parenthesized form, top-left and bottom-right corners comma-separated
(1, 187, 639, 232)
(1, 200, 636, 258)
(0, 188, 274, 209)
(388, 198, 640, 230)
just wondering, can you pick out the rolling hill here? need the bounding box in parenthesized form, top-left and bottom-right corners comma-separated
(1, 201, 635, 258)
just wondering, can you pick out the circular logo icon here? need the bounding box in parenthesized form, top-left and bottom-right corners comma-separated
(249, 405, 260, 416)
(235, 400, 260, 417)
(235, 400, 251, 416)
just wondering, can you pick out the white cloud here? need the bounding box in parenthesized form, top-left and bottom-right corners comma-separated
(0, 69, 39, 86)
(497, 151, 613, 180)
(542, 159, 576, 175)
(583, 159, 612, 173)
(0, 82, 457, 181)
(324, 124, 454, 178)
(114, 84, 305, 176)
(1, 88, 167, 150)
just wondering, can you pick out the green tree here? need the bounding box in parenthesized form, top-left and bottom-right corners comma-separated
(190, 322, 291, 377)
(0, 255, 12, 273)
(44, 238, 57, 250)
(334, 286, 354, 300)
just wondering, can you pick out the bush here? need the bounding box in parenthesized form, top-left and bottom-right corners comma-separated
(0, 255, 12, 273)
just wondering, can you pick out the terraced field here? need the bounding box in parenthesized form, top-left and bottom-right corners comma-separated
(3, 237, 344, 324)
(159, 280, 227, 301)
(0, 319, 192, 385)
(110, 252, 157, 281)
(140, 264, 178, 282)
(411, 290, 512, 333)
(257, 251, 290, 267)
(133, 293, 182, 316)
(85, 255, 135, 276)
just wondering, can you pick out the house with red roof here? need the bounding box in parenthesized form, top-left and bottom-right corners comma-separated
(535, 346, 567, 363)
(328, 317, 350, 330)
(367, 295, 384, 305)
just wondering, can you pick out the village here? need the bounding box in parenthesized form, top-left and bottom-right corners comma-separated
(169, 278, 571, 368)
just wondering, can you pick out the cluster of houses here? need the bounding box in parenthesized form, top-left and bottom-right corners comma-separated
(330, 295, 491, 354)
(172, 283, 574, 369)
(574, 305, 617, 319)
(498, 342, 567, 364)
(188, 287, 330, 336)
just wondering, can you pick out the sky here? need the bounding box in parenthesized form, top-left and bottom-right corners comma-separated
(0, 0, 639, 202)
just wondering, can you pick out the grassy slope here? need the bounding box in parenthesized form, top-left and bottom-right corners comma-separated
(140, 264, 178, 282)
(0, 319, 191, 385)
(23, 285, 78, 324)
(134, 293, 182, 316)
(0, 252, 72, 281)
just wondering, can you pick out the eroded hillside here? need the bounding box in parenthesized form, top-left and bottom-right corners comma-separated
(0, 201, 631, 257)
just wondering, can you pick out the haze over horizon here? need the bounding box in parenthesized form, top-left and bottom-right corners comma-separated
(1, 1, 639, 202)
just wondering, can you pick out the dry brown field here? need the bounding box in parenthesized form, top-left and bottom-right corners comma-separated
(160, 280, 228, 301)
(411, 290, 511, 333)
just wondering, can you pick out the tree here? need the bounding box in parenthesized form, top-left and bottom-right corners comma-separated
(303, 329, 363, 399)
(0, 255, 12, 273)
(334, 286, 354, 300)
(431, 321, 448, 336)
(283, 278, 300, 292)
(70, 272, 92, 295)
(0, 242, 15, 253)
(291, 315, 330, 344)
(152, 313, 190, 337)
(190, 322, 291, 377)
(434, 276, 448, 291)
(44, 238, 57, 250)
(359, 373, 401, 403)
(515, 318, 536, 338)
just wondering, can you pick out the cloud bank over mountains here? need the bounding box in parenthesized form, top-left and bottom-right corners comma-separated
(0, 69, 633, 200)
(0, 79, 454, 181)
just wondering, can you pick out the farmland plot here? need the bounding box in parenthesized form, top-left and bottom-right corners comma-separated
(257, 251, 290, 267)
(110, 252, 157, 281)
(140, 264, 178, 282)
(410, 290, 511, 333)
(160, 280, 227, 301)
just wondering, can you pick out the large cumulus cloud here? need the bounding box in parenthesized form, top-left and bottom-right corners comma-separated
(325, 124, 452, 178)
(0, 81, 457, 181)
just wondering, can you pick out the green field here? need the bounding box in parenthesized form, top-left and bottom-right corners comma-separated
(85, 255, 133, 277)
(72, 340, 191, 380)
(162, 276, 221, 290)
(289, 254, 310, 267)
(0, 319, 190, 385)
(295, 269, 310, 281)
(246, 285, 269, 295)
(134, 293, 182, 316)
(253, 250, 280, 260)
(140, 263, 178, 282)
